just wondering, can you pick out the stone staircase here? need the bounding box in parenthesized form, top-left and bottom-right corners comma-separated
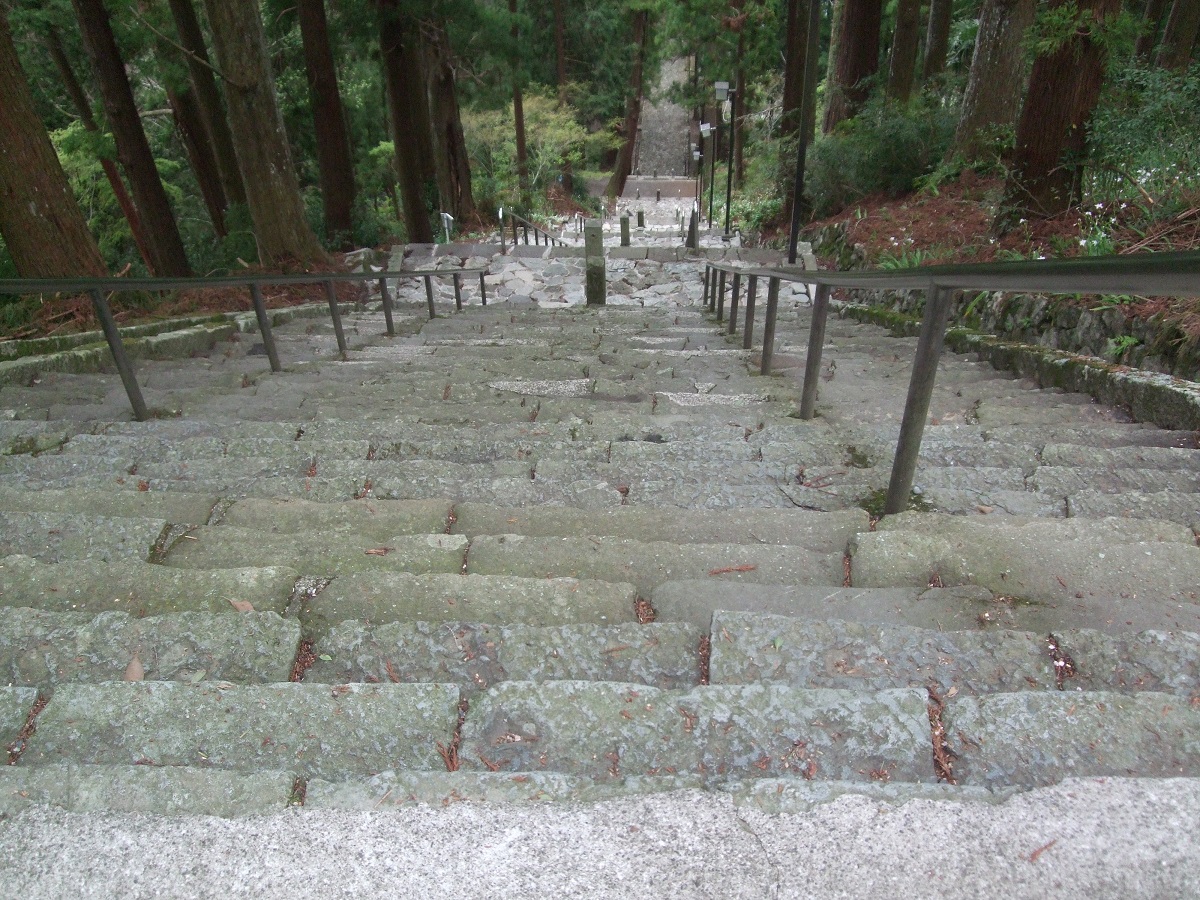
(1, 236, 1199, 889)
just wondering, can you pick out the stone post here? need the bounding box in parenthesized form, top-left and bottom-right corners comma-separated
(637, 210, 645, 229)
(685, 209, 697, 249)
(620, 214, 631, 247)
(584, 219, 606, 306)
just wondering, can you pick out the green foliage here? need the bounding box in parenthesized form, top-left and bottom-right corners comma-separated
(806, 94, 958, 218)
(1025, 2, 1140, 61)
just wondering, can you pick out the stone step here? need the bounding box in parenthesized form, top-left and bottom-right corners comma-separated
(19, 681, 460, 779)
(1031, 466, 1200, 496)
(1067, 490, 1200, 530)
(2, 686, 38, 746)
(305, 621, 702, 692)
(458, 681, 933, 783)
(464, 534, 846, 596)
(0, 511, 168, 563)
(1041, 442, 1200, 470)
(983, 424, 1200, 450)
(943, 691, 1200, 788)
(218, 498, 452, 539)
(0, 485, 217, 524)
(708, 611, 1200, 696)
(0, 609, 299, 689)
(161, 526, 467, 576)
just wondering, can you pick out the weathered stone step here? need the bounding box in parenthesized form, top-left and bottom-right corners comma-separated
(1067, 490, 1200, 529)
(1032, 466, 1199, 495)
(20, 682, 460, 779)
(0, 609, 298, 689)
(217, 498, 452, 538)
(0, 765, 294, 817)
(920, 488, 1066, 518)
(161, 526, 467, 575)
(0, 485, 217, 524)
(944, 691, 1200, 788)
(465, 534, 846, 595)
(708, 611, 1200, 696)
(59, 433, 373, 462)
(1041, 442, 1200, 470)
(305, 621, 701, 692)
(983, 424, 1200, 450)
(452, 504, 867, 548)
(2, 686, 38, 746)
(0, 511, 168, 563)
(459, 681, 932, 783)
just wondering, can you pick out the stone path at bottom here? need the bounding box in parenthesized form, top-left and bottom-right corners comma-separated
(0, 243, 1198, 896)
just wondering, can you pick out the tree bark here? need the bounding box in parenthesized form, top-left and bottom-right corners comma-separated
(553, 0, 572, 194)
(951, 0, 1037, 161)
(202, 0, 327, 265)
(424, 22, 476, 224)
(605, 9, 649, 199)
(509, 0, 530, 206)
(43, 25, 155, 268)
(732, 1, 747, 187)
(922, 0, 953, 80)
(1155, 0, 1200, 71)
(167, 84, 228, 237)
(1134, 0, 1170, 63)
(1000, 0, 1121, 222)
(377, 0, 434, 243)
(886, 0, 922, 101)
(297, 0, 356, 248)
(823, 0, 882, 132)
(0, 13, 108, 278)
(72, 0, 192, 276)
(166, 0, 246, 209)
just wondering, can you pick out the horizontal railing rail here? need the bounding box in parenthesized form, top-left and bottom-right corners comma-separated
(702, 250, 1200, 517)
(0, 266, 489, 423)
(502, 212, 566, 252)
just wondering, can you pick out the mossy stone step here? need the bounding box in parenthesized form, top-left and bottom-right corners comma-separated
(60, 433, 373, 462)
(1041, 443, 1200, 470)
(0, 486, 217, 524)
(219, 497, 452, 539)
(459, 681, 933, 783)
(1, 686, 38, 746)
(0, 511, 168, 563)
(0, 609, 299, 689)
(1067, 491, 1200, 530)
(21, 682, 461, 779)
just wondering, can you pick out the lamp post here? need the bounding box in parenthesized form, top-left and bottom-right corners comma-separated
(715, 80, 736, 236)
(701, 122, 716, 226)
(693, 148, 702, 221)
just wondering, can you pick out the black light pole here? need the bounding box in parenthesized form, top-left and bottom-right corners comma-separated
(787, 0, 821, 264)
(716, 80, 736, 236)
(693, 147, 702, 217)
(705, 123, 717, 226)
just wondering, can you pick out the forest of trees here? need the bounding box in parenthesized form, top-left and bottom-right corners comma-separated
(0, 0, 1197, 282)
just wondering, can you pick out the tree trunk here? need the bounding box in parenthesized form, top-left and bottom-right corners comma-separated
(72, 0, 192, 276)
(886, 0, 922, 101)
(377, 0, 434, 243)
(1134, 0, 1170, 63)
(823, 0, 882, 132)
(43, 25, 155, 268)
(952, 0, 1037, 161)
(605, 9, 649, 199)
(1156, 0, 1200, 71)
(509, 0, 530, 206)
(1000, 0, 1121, 222)
(781, 0, 806, 212)
(202, 0, 327, 265)
(166, 0, 246, 209)
(424, 22, 476, 224)
(167, 85, 228, 237)
(922, 0, 953, 80)
(553, 0, 572, 194)
(297, 0, 356, 249)
(0, 12, 108, 278)
(732, 2, 747, 188)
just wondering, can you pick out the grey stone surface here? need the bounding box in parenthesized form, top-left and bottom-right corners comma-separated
(0, 486, 217, 524)
(219, 497, 452, 538)
(944, 690, 1200, 788)
(0, 511, 167, 563)
(723, 777, 1007, 814)
(23, 682, 461, 778)
(499, 623, 701, 688)
(1, 685, 38, 746)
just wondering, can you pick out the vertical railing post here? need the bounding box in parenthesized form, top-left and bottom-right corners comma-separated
(378, 277, 395, 336)
(799, 282, 831, 419)
(479, 271, 488, 306)
(702, 265, 711, 310)
(89, 289, 148, 422)
(742, 275, 757, 350)
(512, 216, 519, 247)
(249, 283, 282, 373)
(716, 269, 727, 322)
(323, 280, 348, 360)
(727, 271, 741, 335)
(453, 273, 463, 311)
(760, 277, 780, 375)
(522, 225, 529, 245)
(884, 284, 954, 516)
(424, 275, 436, 319)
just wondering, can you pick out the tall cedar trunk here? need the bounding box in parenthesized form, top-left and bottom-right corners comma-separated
(823, 0, 882, 132)
(1134, 0, 1169, 62)
(202, 0, 326, 265)
(1000, 0, 1121, 222)
(886, 0, 922, 101)
(166, 0, 246, 208)
(781, 0, 805, 212)
(43, 25, 154, 268)
(553, 0, 572, 193)
(952, 0, 1037, 161)
(1156, 0, 1200, 70)
(0, 13, 108, 278)
(826, 0, 844, 101)
(509, 0, 530, 206)
(605, 9, 649, 198)
(733, 8, 746, 187)
(72, 0, 192, 276)
(297, 0, 356, 248)
(425, 23, 476, 223)
(377, 0, 434, 243)
(167, 85, 228, 236)
(922, 0, 953, 80)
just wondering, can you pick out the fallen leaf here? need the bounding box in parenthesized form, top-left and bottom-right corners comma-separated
(708, 564, 757, 576)
(364, 546, 394, 556)
(124, 655, 145, 681)
(228, 598, 254, 612)
(137, 480, 149, 492)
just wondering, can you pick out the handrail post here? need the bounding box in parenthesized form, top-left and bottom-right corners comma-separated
(378, 277, 395, 336)
(512, 216, 519, 247)
(453, 273, 463, 311)
(716, 269, 727, 322)
(742, 275, 757, 349)
(702, 265, 711, 311)
(799, 283, 831, 419)
(479, 271, 488, 305)
(522, 225, 529, 245)
(249, 283, 282, 373)
(760, 277, 780, 375)
(424, 275, 436, 319)
(727, 271, 741, 335)
(89, 289, 148, 422)
(884, 284, 954, 515)
(323, 279, 348, 360)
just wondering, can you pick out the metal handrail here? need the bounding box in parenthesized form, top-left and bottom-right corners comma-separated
(502, 211, 566, 252)
(702, 250, 1200, 517)
(1, 266, 489, 423)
